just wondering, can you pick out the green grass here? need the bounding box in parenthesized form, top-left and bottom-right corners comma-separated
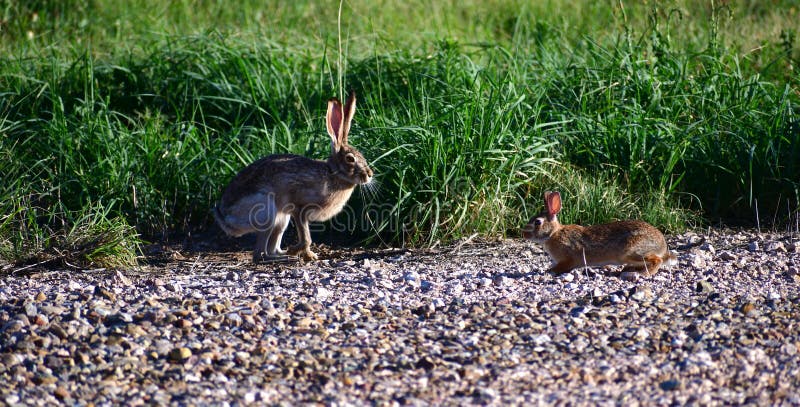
(1, 0, 799, 267)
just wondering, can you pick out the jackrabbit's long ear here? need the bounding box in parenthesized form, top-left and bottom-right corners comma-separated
(340, 91, 356, 146)
(326, 98, 343, 152)
(544, 191, 562, 218)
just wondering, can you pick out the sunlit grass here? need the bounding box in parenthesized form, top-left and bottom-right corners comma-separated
(0, 0, 798, 266)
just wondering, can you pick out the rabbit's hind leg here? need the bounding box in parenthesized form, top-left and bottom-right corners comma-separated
(251, 195, 280, 263)
(639, 253, 663, 276)
(267, 213, 289, 256)
(253, 231, 269, 263)
(619, 253, 663, 278)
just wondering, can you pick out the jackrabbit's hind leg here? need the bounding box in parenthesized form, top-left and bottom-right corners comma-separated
(267, 213, 290, 256)
(251, 195, 279, 263)
(253, 231, 269, 263)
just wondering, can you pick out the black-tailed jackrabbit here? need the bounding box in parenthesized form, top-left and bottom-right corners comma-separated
(523, 191, 677, 277)
(214, 92, 373, 262)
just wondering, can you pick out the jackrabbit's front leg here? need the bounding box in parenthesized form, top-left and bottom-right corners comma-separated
(288, 212, 317, 261)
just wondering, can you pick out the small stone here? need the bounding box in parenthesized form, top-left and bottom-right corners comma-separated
(740, 302, 756, 315)
(404, 271, 421, 288)
(94, 286, 116, 302)
(74, 351, 90, 365)
(659, 379, 681, 391)
(114, 270, 132, 286)
(412, 303, 435, 318)
(415, 356, 436, 370)
(431, 298, 446, 309)
(478, 388, 498, 400)
(747, 241, 760, 252)
(447, 283, 465, 296)
(315, 287, 332, 301)
(32, 374, 58, 385)
(696, 280, 715, 293)
(292, 317, 313, 329)
(168, 347, 192, 362)
(688, 254, 707, 269)
(174, 319, 192, 329)
(2, 353, 23, 367)
(225, 313, 243, 327)
(718, 251, 737, 261)
(620, 272, 639, 282)
(560, 273, 574, 282)
(459, 367, 486, 382)
(479, 277, 492, 287)
(420, 280, 434, 291)
(2, 319, 26, 333)
(165, 281, 182, 292)
(532, 334, 551, 346)
(404, 271, 419, 282)
(569, 306, 588, 318)
(630, 286, 653, 301)
(765, 241, 786, 253)
(35, 292, 47, 302)
(492, 275, 510, 287)
(781, 342, 798, 356)
(591, 287, 603, 298)
(24, 303, 38, 318)
(633, 327, 650, 341)
(54, 387, 69, 400)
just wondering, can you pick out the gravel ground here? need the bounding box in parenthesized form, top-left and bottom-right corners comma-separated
(1, 229, 799, 406)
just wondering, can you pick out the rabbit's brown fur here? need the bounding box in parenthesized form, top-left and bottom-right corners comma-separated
(214, 92, 373, 262)
(523, 191, 676, 277)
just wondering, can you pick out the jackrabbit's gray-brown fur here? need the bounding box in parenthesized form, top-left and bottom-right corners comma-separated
(213, 92, 373, 262)
(522, 191, 677, 277)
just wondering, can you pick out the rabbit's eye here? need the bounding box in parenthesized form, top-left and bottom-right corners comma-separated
(345, 154, 356, 163)
(534, 218, 544, 226)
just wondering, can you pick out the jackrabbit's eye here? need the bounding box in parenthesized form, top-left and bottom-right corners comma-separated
(345, 154, 356, 163)
(534, 218, 544, 226)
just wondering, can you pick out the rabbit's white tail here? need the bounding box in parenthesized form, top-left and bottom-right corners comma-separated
(664, 251, 678, 267)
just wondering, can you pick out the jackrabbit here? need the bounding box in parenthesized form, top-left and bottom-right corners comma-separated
(522, 191, 677, 277)
(214, 92, 373, 262)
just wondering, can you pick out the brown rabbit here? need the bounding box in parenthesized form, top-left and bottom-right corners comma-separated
(522, 191, 677, 277)
(213, 92, 373, 262)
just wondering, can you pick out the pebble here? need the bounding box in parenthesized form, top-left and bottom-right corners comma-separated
(766, 242, 786, 252)
(696, 280, 715, 293)
(659, 379, 681, 391)
(168, 347, 192, 362)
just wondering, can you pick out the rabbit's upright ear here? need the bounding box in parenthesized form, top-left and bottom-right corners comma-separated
(545, 191, 562, 218)
(340, 91, 356, 146)
(326, 98, 343, 153)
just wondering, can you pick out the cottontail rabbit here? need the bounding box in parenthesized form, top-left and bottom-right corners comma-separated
(522, 191, 677, 277)
(213, 92, 373, 262)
